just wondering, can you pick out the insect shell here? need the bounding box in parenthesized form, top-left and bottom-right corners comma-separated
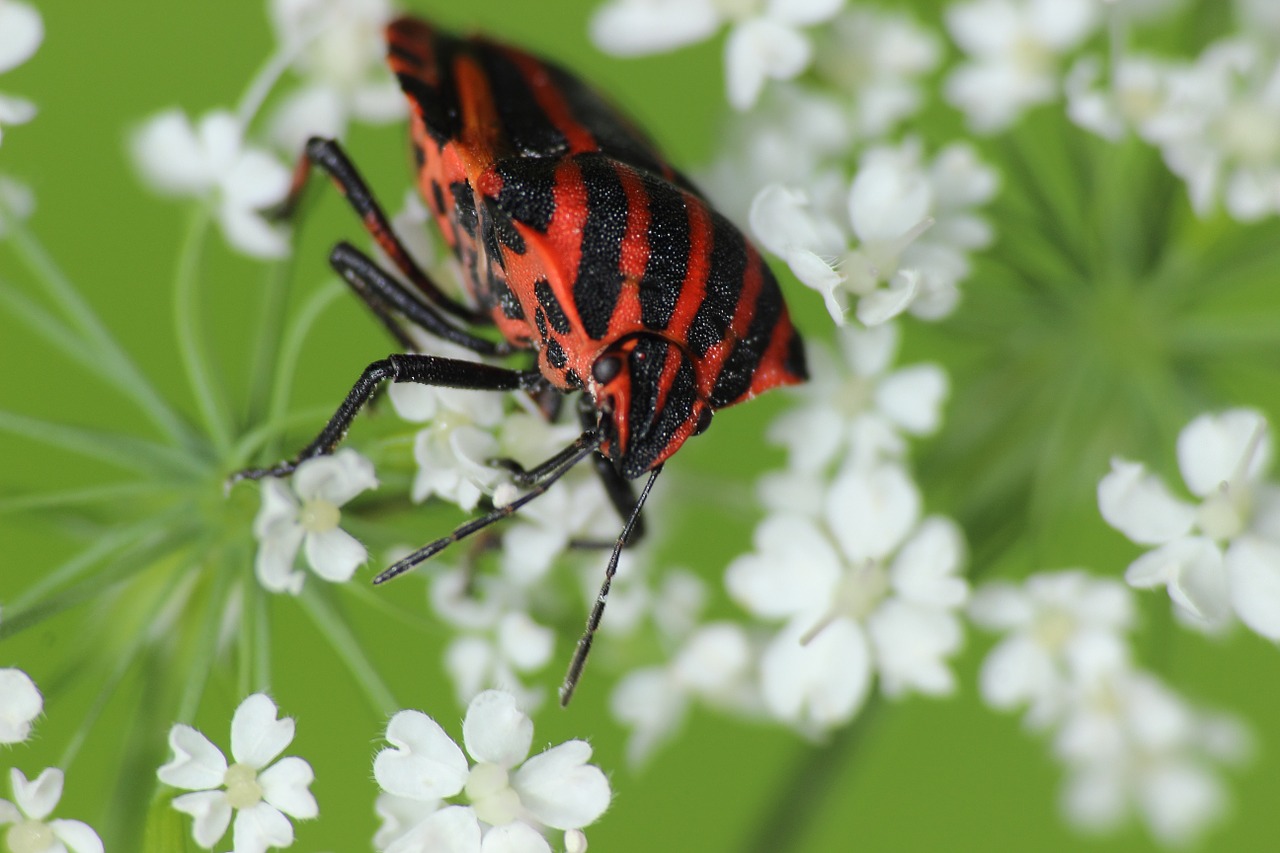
(387, 16, 810, 479)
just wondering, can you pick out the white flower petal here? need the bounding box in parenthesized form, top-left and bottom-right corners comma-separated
(254, 520, 306, 595)
(1226, 536, 1280, 640)
(376, 710, 469, 801)
(0, 799, 18, 824)
(0, 93, 35, 126)
(760, 618, 870, 729)
(218, 204, 292, 259)
(825, 463, 920, 562)
(386, 805, 482, 853)
(766, 0, 844, 27)
(875, 364, 948, 435)
(725, 19, 811, 110)
(132, 110, 216, 195)
(230, 694, 295, 769)
(481, 821, 552, 853)
(462, 690, 533, 768)
(589, 0, 720, 56)
(855, 269, 919, 326)
(497, 612, 555, 672)
(0, 3, 42, 74)
(295, 448, 379, 505)
(1177, 409, 1271, 497)
(512, 741, 611, 830)
(1129, 537, 1230, 626)
(233, 802, 294, 853)
(258, 756, 317, 819)
(867, 601, 962, 696)
(49, 819, 104, 853)
(1097, 458, 1196, 545)
(11, 768, 60, 820)
(0, 668, 41, 744)
(173, 789, 233, 847)
(967, 581, 1033, 630)
(269, 85, 347, 157)
(725, 514, 841, 619)
(158, 724, 228, 790)
(303, 526, 367, 582)
(978, 636, 1053, 711)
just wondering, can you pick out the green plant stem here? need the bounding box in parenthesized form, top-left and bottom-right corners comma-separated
(173, 206, 235, 455)
(245, 259, 295, 427)
(266, 278, 346, 430)
(175, 560, 238, 724)
(298, 583, 398, 716)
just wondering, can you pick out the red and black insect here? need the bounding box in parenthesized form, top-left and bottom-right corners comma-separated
(233, 16, 808, 703)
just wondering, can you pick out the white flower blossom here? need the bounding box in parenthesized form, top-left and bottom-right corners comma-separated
(0, 1, 42, 145)
(1098, 408, 1280, 636)
(132, 109, 292, 258)
(373, 690, 611, 853)
(589, 0, 846, 109)
(1065, 54, 1178, 141)
(268, 0, 405, 153)
(0, 768, 102, 853)
(0, 668, 41, 744)
(253, 448, 377, 595)
(945, 0, 1101, 133)
(158, 694, 317, 853)
(969, 570, 1134, 726)
(750, 138, 996, 325)
(765, 323, 948, 474)
(726, 465, 968, 731)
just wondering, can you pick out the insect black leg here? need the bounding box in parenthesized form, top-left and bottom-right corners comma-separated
(372, 429, 605, 584)
(228, 354, 543, 485)
(574, 395, 646, 546)
(329, 241, 512, 357)
(273, 136, 484, 323)
(560, 464, 664, 707)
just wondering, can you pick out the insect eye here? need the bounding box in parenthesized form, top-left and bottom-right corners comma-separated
(693, 407, 713, 436)
(592, 355, 623, 384)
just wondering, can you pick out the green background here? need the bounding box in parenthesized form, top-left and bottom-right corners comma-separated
(2, 1, 1280, 851)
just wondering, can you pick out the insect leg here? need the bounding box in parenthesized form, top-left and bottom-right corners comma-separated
(576, 395, 647, 546)
(274, 136, 484, 323)
(329, 241, 512, 357)
(228, 354, 543, 485)
(372, 429, 604, 584)
(560, 464, 664, 707)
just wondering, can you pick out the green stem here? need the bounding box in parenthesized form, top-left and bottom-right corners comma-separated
(253, 580, 273, 694)
(245, 259, 295, 427)
(0, 481, 163, 514)
(174, 206, 234, 455)
(0, 202, 195, 451)
(266, 279, 346, 431)
(0, 409, 207, 479)
(175, 560, 238, 724)
(298, 583, 398, 715)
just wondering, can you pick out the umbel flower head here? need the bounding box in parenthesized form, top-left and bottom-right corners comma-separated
(0, 768, 102, 853)
(157, 694, 317, 853)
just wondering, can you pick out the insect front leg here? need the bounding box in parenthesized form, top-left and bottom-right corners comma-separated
(228, 354, 543, 485)
(272, 135, 484, 324)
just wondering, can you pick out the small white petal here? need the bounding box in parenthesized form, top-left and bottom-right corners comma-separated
(766, 0, 844, 27)
(0, 3, 43, 74)
(303, 527, 367, 582)
(254, 521, 306, 595)
(173, 789, 233, 847)
(1226, 536, 1280, 639)
(967, 582, 1033, 630)
(12, 768, 61, 820)
(49, 819, 104, 853)
(218, 204, 292, 259)
(0, 94, 35, 127)
(462, 690, 533, 768)
(269, 85, 347, 157)
(825, 463, 920, 562)
(888, 516, 968, 608)
(230, 694, 295, 769)
(233, 802, 294, 853)
(875, 364, 948, 435)
(725, 514, 841, 619)
(1126, 537, 1229, 626)
(295, 448, 379, 506)
(512, 741, 611, 829)
(258, 756, 317, 819)
(761, 618, 871, 729)
(978, 636, 1052, 711)
(725, 19, 811, 110)
(386, 806, 481, 853)
(376, 710, 469, 801)
(1177, 409, 1271, 497)
(158, 724, 228, 790)
(868, 601, 962, 696)
(497, 612, 555, 672)
(0, 668, 41, 744)
(132, 110, 217, 195)
(481, 821, 552, 853)
(589, 0, 720, 56)
(1097, 458, 1196, 545)
(855, 269, 919, 326)
(0, 799, 18, 823)
(672, 622, 752, 694)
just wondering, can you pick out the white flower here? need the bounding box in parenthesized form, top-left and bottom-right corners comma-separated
(610, 622, 755, 764)
(0, 768, 102, 853)
(268, 0, 405, 153)
(945, 0, 1101, 133)
(1065, 54, 1177, 141)
(0, 668, 41, 744)
(0, 1, 43, 145)
(726, 466, 968, 731)
(373, 690, 611, 853)
(969, 570, 1134, 726)
(750, 138, 996, 325)
(253, 448, 377, 595)
(131, 109, 292, 258)
(589, 0, 845, 109)
(765, 322, 948, 474)
(158, 694, 317, 853)
(1146, 39, 1280, 221)
(1098, 408, 1280, 636)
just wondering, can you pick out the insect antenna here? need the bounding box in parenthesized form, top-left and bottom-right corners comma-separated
(559, 463, 663, 707)
(372, 429, 603, 584)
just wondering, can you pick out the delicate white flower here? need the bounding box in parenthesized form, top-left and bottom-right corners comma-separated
(373, 690, 611, 852)
(610, 622, 754, 764)
(750, 138, 996, 325)
(131, 109, 292, 258)
(1065, 54, 1177, 141)
(726, 467, 968, 731)
(268, 0, 405, 153)
(158, 694, 317, 853)
(1098, 408, 1280, 636)
(765, 322, 948, 474)
(590, 0, 846, 109)
(969, 570, 1134, 726)
(0, 1, 43, 145)
(253, 448, 377, 595)
(0, 668, 41, 744)
(1055, 670, 1248, 846)
(0, 768, 102, 853)
(945, 0, 1101, 133)
(1145, 40, 1280, 221)
(813, 7, 941, 139)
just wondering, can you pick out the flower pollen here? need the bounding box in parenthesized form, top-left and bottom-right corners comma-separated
(223, 762, 264, 810)
(465, 762, 522, 826)
(1033, 607, 1076, 653)
(299, 498, 341, 534)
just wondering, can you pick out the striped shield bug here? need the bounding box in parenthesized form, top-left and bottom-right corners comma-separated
(231, 15, 808, 704)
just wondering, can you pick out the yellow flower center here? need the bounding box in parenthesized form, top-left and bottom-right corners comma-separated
(7, 819, 54, 853)
(299, 498, 341, 534)
(224, 762, 264, 810)
(465, 762, 522, 826)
